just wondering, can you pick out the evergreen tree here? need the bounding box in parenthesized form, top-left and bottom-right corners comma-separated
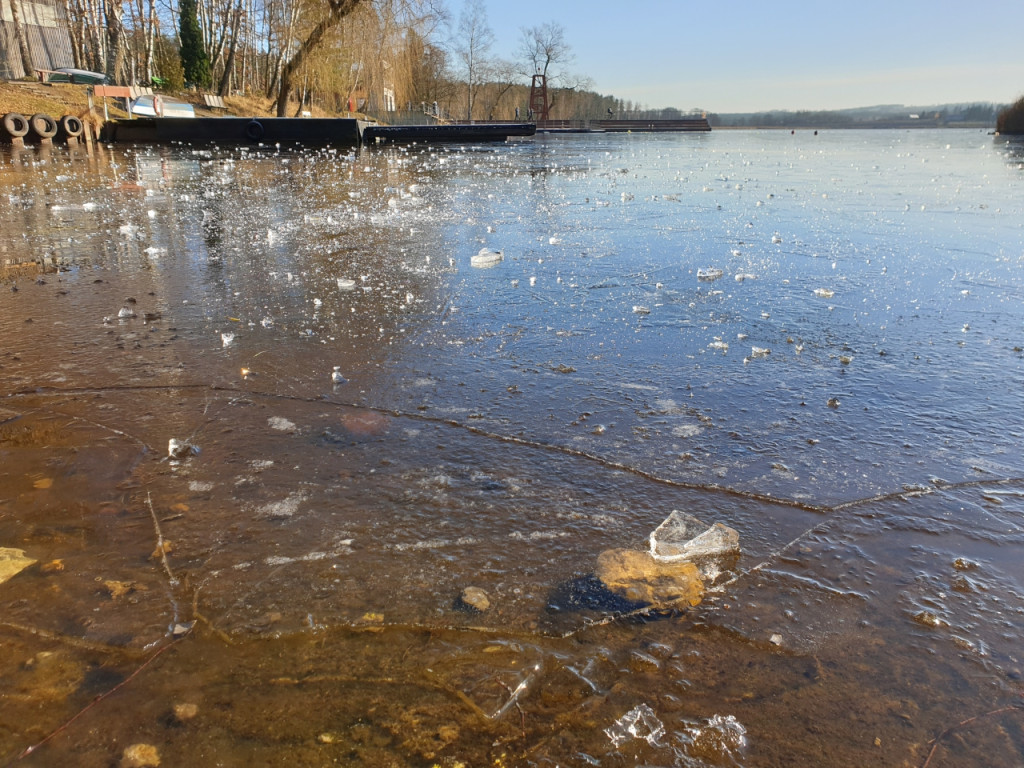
(179, 0, 211, 89)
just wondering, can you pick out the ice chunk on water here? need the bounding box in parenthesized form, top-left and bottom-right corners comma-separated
(697, 268, 723, 282)
(471, 248, 503, 268)
(814, 288, 834, 298)
(649, 511, 740, 563)
(168, 438, 199, 459)
(605, 704, 665, 749)
(337, 278, 356, 290)
(676, 714, 747, 764)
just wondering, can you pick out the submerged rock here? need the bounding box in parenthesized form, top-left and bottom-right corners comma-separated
(596, 548, 704, 609)
(121, 743, 160, 767)
(460, 586, 491, 612)
(0, 547, 36, 584)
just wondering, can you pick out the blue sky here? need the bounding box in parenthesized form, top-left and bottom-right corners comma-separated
(469, 0, 1024, 112)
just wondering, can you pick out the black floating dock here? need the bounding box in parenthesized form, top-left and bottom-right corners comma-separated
(101, 117, 536, 146)
(102, 116, 368, 145)
(363, 122, 536, 143)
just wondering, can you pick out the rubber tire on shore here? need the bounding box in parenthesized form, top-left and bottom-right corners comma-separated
(58, 114, 84, 139)
(245, 120, 264, 142)
(2, 112, 30, 138)
(29, 113, 58, 140)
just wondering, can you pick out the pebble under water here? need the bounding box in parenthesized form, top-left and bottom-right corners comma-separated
(1, 129, 1023, 767)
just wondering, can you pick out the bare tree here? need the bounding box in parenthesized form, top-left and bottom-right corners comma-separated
(451, 0, 492, 121)
(518, 21, 589, 118)
(518, 21, 570, 82)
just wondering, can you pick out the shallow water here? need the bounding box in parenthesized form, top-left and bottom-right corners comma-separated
(1, 130, 1023, 767)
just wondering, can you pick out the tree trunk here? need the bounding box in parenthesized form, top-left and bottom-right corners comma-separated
(105, 0, 125, 83)
(62, 0, 84, 69)
(9, 0, 36, 77)
(143, 0, 156, 83)
(275, 0, 363, 117)
(217, 4, 242, 96)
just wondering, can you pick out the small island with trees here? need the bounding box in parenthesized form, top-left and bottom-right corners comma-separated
(996, 96, 1024, 135)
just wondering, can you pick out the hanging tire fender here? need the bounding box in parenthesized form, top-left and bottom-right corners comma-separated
(2, 112, 30, 138)
(58, 114, 84, 139)
(29, 113, 58, 140)
(245, 120, 265, 142)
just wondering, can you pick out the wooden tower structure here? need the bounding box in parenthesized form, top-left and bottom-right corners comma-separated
(528, 73, 549, 121)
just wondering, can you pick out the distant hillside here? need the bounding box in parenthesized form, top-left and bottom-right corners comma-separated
(709, 103, 1005, 129)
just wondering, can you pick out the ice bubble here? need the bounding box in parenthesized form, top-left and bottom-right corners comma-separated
(221, 332, 235, 347)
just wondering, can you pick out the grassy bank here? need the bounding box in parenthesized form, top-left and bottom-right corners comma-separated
(0, 80, 336, 124)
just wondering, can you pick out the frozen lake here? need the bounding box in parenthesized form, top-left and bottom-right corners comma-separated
(1, 129, 1023, 766)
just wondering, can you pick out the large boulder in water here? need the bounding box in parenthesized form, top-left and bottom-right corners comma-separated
(596, 548, 704, 609)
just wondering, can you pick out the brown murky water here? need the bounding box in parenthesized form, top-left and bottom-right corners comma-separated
(1, 133, 1023, 767)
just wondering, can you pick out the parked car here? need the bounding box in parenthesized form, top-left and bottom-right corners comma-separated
(129, 95, 195, 118)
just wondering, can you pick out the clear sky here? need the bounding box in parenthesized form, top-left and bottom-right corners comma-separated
(468, 0, 1024, 113)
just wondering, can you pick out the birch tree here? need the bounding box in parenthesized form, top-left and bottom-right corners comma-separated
(451, 0, 492, 121)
